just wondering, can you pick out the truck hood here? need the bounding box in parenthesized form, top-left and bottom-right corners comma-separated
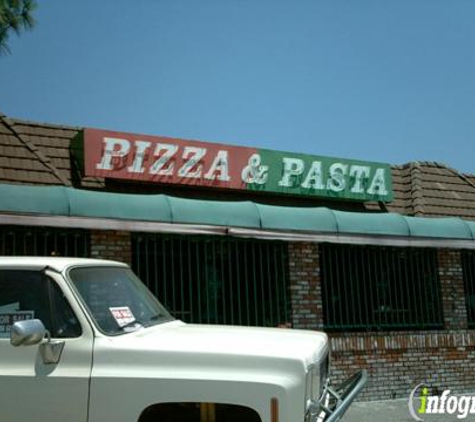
(96, 321, 329, 377)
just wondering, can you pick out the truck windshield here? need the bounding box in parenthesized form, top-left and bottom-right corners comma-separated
(69, 266, 174, 335)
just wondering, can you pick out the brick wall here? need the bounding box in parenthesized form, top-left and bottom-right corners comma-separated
(287, 242, 475, 401)
(330, 331, 475, 400)
(90, 230, 132, 264)
(438, 249, 468, 330)
(288, 242, 323, 330)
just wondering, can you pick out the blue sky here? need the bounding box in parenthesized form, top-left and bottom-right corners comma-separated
(1, 0, 474, 173)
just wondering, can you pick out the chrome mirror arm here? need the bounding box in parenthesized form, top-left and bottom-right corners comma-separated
(40, 329, 64, 365)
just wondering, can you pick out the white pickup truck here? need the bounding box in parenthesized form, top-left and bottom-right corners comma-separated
(0, 257, 366, 422)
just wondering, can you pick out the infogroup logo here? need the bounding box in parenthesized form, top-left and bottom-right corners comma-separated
(409, 383, 475, 420)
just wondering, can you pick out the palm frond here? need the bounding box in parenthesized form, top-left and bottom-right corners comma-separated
(0, 0, 36, 55)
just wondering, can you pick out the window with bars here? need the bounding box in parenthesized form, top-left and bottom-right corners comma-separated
(462, 250, 475, 328)
(132, 234, 291, 327)
(0, 226, 90, 257)
(320, 243, 443, 332)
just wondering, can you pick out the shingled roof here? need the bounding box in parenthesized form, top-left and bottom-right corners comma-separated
(0, 112, 474, 220)
(0, 112, 104, 188)
(386, 162, 475, 220)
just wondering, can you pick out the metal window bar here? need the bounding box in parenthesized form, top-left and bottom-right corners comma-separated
(0, 225, 90, 258)
(131, 233, 291, 327)
(462, 251, 475, 328)
(320, 243, 443, 332)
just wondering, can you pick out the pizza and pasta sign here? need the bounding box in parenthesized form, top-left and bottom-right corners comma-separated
(74, 129, 393, 202)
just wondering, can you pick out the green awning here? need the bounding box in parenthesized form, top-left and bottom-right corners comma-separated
(1, 183, 475, 242)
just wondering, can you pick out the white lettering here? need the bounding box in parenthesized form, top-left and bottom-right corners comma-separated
(127, 140, 151, 174)
(349, 165, 370, 193)
(204, 150, 230, 181)
(367, 168, 388, 195)
(278, 158, 305, 187)
(439, 390, 450, 414)
(470, 396, 475, 414)
(241, 154, 268, 185)
(327, 163, 348, 192)
(426, 396, 439, 414)
(96, 137, 130, 170)
(458, 397, 472, 419)
(149, 143, 178, 176)
(301, 161, 324, 190)
(446, 396, 458, 415)
(178, 147, 206, 178)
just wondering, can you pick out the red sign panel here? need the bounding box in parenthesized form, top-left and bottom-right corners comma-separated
(82, 128, 256, 190)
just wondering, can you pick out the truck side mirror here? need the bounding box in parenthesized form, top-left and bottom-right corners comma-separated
(10, 319, 47, 347)
(10, 319, 65, 364)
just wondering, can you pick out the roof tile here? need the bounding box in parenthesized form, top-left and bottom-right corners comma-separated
(0, 133, 25, 147)
(0, 122, 13, 135)
(12, 124, 72, 138)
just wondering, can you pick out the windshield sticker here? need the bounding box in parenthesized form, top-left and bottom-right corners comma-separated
(0, 307, 35, 336)
(109, 306, 136, 327)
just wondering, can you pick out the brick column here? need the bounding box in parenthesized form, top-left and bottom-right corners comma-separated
(288, 242, 323, 330)
(438, 249, 468, 330)
(90, 230, 132, 265)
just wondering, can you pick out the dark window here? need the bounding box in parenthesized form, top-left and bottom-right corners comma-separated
(140, 402, 262, 422)
(132, 234, 290, 327)
(320, 244, 443, 332)
(462, 250, 475, 328)
(0, 226, 90, 257)
(0, 270, 81, 338)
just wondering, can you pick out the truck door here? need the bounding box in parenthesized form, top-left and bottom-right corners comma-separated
(0, 269, 94, 422)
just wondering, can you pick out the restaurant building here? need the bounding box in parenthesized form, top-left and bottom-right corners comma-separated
(1, 110, 475, 400)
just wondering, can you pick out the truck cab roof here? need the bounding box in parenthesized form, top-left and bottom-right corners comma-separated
(0, 257, 127, 272)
